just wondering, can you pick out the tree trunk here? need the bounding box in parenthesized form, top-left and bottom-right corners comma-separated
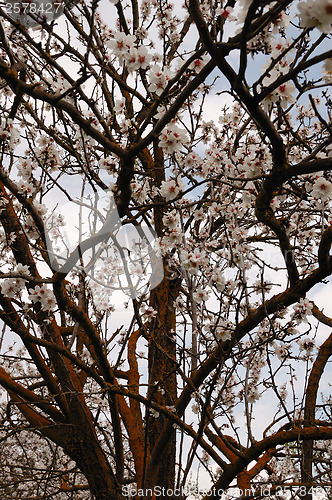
(147, 275, 179, 497)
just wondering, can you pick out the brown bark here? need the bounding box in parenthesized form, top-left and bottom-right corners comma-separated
(205, 428, 252, 491)
(301, 331, 332, 499)
(203, 425, 332, 500)
(2, 378, 121, 499)
(146, 276, 179, 497)
(144, 142, 180, 496)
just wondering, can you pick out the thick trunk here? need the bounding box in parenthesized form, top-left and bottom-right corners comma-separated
(147, 276, 179, 496)
(301, 331, 332, 500)
(144, 141, 182, 495)
(70, 441, 122, 500)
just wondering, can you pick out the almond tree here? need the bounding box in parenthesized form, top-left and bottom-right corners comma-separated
(0, 0, 331, 499)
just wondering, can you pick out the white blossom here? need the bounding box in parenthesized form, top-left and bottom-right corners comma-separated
(150, 408, 160, 418)
(274, 342, 289, 360)
(193, 287, 210, 303)
(298, 0, 332, 33)
(215, 6, 236, 21)
(291, 298, 313, 324)
(189, 55, 210, 73)
(322, 59, 332, 82)
(148, 66, 172, 95)
(159, 124, 188, 154)
(28, 285, 56, 312)
(107, 32, 136, 63)
(160, 179, 183, 201)
(311, 176, 332, 201)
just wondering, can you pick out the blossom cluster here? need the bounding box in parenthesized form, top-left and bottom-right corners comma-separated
(291, 298, 313, 324)
(28, 285, 56, 312)
(298, 0, 332, 33)
(148, 66, 173, 96)
(107, 32, 152, 72)
(0, 119, 20, 149)
(159, 124, 188, 154)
